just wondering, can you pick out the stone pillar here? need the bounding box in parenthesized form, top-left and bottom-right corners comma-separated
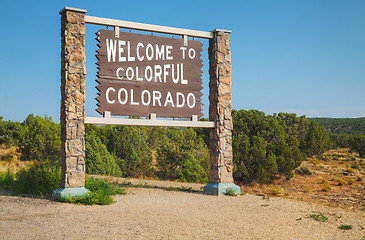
(204, 29, 240, 195)
(53, 7, 89, 199)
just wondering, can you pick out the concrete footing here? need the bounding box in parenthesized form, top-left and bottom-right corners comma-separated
(53, 187, 90, 200)
(203, 183, 241, 195)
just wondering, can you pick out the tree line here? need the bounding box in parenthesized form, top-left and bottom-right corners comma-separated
(309, 117, 365, 135)
(0, 111, 364, 183)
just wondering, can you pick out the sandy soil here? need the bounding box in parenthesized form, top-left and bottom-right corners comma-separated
(0, 178, 364, 240)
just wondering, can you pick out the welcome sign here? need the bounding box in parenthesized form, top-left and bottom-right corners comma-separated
(96, 29, 203, 118)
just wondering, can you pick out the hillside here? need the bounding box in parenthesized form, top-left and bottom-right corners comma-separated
(309, 117, 365, 135)
(243, 148, 365, 211)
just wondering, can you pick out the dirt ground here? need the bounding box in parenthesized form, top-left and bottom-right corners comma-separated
(0, 178, 364, 240)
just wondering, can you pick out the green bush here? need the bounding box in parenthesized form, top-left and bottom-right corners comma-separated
(223, 188, 237, 196)
(85, 130, 123, 177)
(309, 211, 328, 222)
(348, 135, 365, 158)
(232, 110, 311, 183)
(0, 161, 125, 205)
(59, 176, 126, 205)
(104, 125, 154, 178)
(294, 164, 312, 175)
(0, 169, 15, 190)
(14, 159, 61, 195)
(0, 116, 23, 145)
(329, 133, 350, 149)
(338, 225, 352, 230)
(17, 114, 61, 161)
(156, 128, 209, 183)
(302, 121, 330, 157)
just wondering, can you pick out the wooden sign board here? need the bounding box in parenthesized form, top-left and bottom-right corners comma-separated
(96, 29, 203, 118)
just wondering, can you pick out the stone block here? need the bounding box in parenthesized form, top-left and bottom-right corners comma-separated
(203, 183, 240, 195)
(68, 65, 84, 74)
(66, 11, 83, 24)
(67, 139, 83, 156)
(69, 44, 84, 64)
(67, 171, 85, 188)
(65, 156, 78, 172)
(53, 187, 90, 200)
(76, 123, 84, 137)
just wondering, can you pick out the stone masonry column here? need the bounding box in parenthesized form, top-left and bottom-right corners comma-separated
(203, 29, 240, 195)
(53, 7, 89, 199)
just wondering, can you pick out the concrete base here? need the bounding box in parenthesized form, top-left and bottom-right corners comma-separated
(53, 187, 90, 200)
(203, 183, 241, 196)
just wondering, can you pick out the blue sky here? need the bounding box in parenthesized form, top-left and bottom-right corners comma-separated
(1, 0, 364, 122)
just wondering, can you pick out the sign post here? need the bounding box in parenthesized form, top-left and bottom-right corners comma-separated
(53, 7, 90, 199)
(203, 30, 240, 195)
(54, 7, 240, 198)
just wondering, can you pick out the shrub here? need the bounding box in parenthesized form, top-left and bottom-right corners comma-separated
(347, 179, 354, 185)
(17, 114, 61, 161)
(321, 183, 331, 192)
(105, 125, 154, 178)
(0, 117, 22, 145)
(232, 110, 312, 183)
(295, 164, 312, 175)
(346, 168, 353, 173)
(59, 176, 126, 205)
(303, 186, 311, 193)
(271, 188, 280, 196)
(310, 159, 320, 165)
(0, 169, 15, 190)
(14, 159, 61, 195)
(337, 178, 345, 186)
(85, 131, 123, 177)
(156, 128, 209, 183)
(303, 121, 330, 157)
(224, 188, 237, 196)
(3, 160, 125, 205)
(351, 162, 359, 169)
(309, 211, 328, 222)
(338, 225, 352, 230)
(348, 135, 365, 158)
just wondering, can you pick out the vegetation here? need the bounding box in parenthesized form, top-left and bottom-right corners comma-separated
(309, 117, 365, 135)
(294, 164, 312, 175)
(0, 159, 124, 205)
(223, 188, 238, 196)
(348, 134, 365, 158)
(14, 158, 61, 195)
(156, 127, 209, 183)
(85, 130, 123, 177)
(59, 176, 126, 205)
(17, 114, 61, 161)
(338, 225, 353, 230)
(0, 116, 22, 146)
(309, 211, 328, 222)
(232, 110, 329, 183)
(0, 169, 15, 190)
(0, 111, 363, 189)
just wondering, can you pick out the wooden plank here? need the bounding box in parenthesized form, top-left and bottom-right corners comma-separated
(86, 15, 213, 39)
(84, 116, 215, 128)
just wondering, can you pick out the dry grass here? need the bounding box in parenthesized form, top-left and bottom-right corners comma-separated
(0, 145, 32, 173)
(241, 148, 365, 211)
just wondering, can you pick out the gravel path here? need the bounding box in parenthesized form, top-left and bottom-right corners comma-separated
(0, 178, 364, 240)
